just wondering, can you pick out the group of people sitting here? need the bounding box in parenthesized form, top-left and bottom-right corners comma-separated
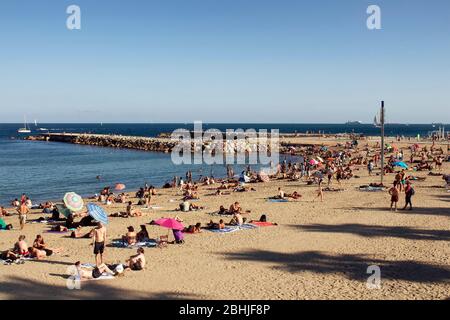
(1, 234, 63, 262)
(122, 225, 150, 245)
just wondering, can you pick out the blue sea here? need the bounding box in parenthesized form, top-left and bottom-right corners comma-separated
(0, 123, 444, 206)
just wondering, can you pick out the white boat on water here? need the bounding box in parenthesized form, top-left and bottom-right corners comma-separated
(18, 116, 31, 133)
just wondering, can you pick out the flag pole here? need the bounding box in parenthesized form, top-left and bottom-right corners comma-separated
(380, 101, 385, 185)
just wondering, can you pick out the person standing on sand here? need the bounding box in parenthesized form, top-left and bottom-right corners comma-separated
(402, 181, 415, 211)
(315, 182, 324, 202)
(367, 160, 374, 176)
(388, 183, 400, 211)
(92, 222, 106, 266)
(17, 202, 29, 230)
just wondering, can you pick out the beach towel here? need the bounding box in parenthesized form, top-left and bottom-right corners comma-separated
(206, 227, 240, 233)
(111, 240, 157, 248)
(359, 186, 384, 192)
(250, 221, 277, 227)
(238, 223, 259, 230)
(267, 199, 289, 203)
(44, 230, 70, 234)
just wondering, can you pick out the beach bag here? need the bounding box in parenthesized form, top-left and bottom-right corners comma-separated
(410, 188, 415, 196)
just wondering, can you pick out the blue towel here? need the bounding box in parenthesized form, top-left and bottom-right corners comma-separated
(111, 240, 157, 248)
(207, 227, 239, 233)
(267, 199, 289, 203)
(238, 223, 259, 230)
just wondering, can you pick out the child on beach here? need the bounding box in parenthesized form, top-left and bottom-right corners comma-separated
(389, 183, 400, 211)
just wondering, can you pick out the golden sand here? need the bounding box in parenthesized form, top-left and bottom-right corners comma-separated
(0, 138, 449, 300)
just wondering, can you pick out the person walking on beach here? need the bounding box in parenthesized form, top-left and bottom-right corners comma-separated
(315, 181, 324, 202)
(92, 222, 106, 266)
(17, 202, 29, 230)
(402, 181, 415, 210)
(388, 183, 400, 211)
(367, 160, 374, 176)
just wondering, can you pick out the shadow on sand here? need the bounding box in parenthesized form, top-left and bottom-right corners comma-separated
(292, 223, 450, 241)
(348, 206, 450, 217)
(220, 250, 450, 283)
(0, 275, 199, 300)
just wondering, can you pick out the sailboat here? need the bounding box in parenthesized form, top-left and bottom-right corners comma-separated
(18, 116, 31, 133)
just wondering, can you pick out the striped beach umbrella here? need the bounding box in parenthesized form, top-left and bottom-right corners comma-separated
(86, 203, 109, 225)
(63, 192, 84, 212)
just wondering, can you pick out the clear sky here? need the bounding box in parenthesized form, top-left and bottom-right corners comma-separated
(0, 0, 449, 123)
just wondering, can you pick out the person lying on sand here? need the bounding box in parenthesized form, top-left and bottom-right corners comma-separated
(1, 250, 20, 261)
(217, 205, 231, 215)
(28, 246, 47, 260)
(184, 223, 202, 234)
(122, 226, 137, 246)
(176, 201, 204, 212)
(207, 219, 225, 230)
(249, 215, 278, 226)
(0, 218, 13, 230)
(71, 227, 94, 239)
(1, 207, 12, 217)
(50, 225, 69, 232)
(125, 248, 146, 271)
(215, 189, 231, 196)
(74, 261, 117, 280)
(286, 191, 302, 199)
(33, 235, 63, 256)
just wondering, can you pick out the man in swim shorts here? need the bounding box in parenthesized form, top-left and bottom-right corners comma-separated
(92, 222, 106, 266)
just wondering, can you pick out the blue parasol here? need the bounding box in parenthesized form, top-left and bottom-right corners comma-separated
(393, 161, 408, 169)
(86, 203, 109, 225)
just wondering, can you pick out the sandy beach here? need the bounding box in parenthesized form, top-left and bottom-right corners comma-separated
(0, 138, 449, 300)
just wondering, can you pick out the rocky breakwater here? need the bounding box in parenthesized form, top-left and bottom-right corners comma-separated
(73, 134, 176, 153)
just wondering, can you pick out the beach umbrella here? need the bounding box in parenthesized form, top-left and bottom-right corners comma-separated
(258, 171, 270, 183)
(63, 192, 84, 212)
(393, 161, 408, 169)
(86, 203, 109, 225)
(115, 183, 126, 191)
(154, 218, 184, 231)
(55, 204, 72, 218)
(309, 159, 318, 165)
(317, 156, 324, 163)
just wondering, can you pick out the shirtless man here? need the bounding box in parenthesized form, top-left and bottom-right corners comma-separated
(126, 201, 142, 217)
(92, 222, 106, 266)
(125, 248, 146, 271)
(229, 202, 242, 215)
(17, 202, 30, 230)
